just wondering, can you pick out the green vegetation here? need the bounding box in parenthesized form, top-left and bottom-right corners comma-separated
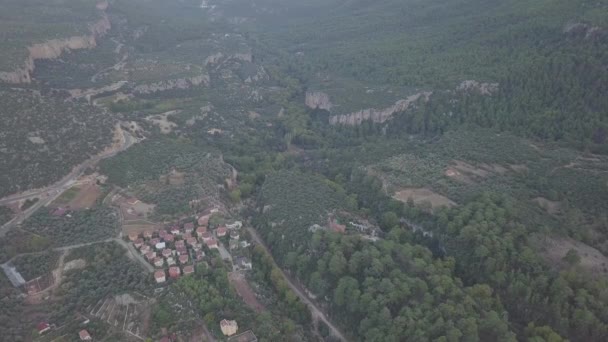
(23, 207, 119, 246)
(0, 0, 102, 71)
(12, 251, 59, 281)
(0, 89, 114, 197)
(53, 242, 151, 320)
(435, 194, 608, 341)
(155, 256, 312, 340)
(0, 206, 13, 225)
(0, 229, 51, 264)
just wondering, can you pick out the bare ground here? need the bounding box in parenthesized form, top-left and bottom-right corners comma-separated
(532, 197, 561, 215)
(393, 188, 456, 211)
(536, 235, 608, 275)
(228, 272, 265, 313)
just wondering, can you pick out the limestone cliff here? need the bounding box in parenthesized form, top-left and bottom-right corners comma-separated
(133, 74, 210, 94)
(329, 92, 432, 126)
(305, 91, 333, 111)
(0, 2, 111, 84)
(456, 80, 499, 95)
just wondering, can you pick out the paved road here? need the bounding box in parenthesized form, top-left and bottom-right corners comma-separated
(245, 226, 349, 341)
(0, 130, 135, 236)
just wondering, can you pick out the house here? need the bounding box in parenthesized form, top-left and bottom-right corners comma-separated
(150, 238, 160, 246)
(206, 238, 218, 249)
(140, 245, 151, 254)
(52, 207, 67, 217)
(184, 224, 194, 234)
(196, 226, 207, 237)
(201, 232, 213, 242)
(187, 237, 197, 246)
(166, 257, 176, 266)
(197, 214, 210, 227)
(128, 232, 139, 241)
(154, 270, 166, 283)
(226, 221, 243, 230)
(155, 242, 166, 250)
(145, 252, 156, 261)
(143, 230, 153, 239)
(329, 218, 346, 234)
(227, 330, 258, 342)
(236, 257, 252, 270)
(160, 337, 171, 342)
(183, 232, 193, 239)
(134, 238, 144, 249)
(154, 257, 164, 267)
(164, 233, 175, 242)
(196, 250, 205, 261)
(229, 239, 239, 250)
(230, 230, 240, 240)
(220, 319, 238, 336)
(79, 329, 92, 341)
(179, 254, 189, 264)
(216, 226, 227, 237)
(158, 230, 167, 238)
(37, 322, 51, 335)
(169, 266, 181, 278)
(170, 226, 180, 235)
(175, 240, 185, 248)
(183, 265, 194, 275)
(176, 246, 188, 255)
(162, 249, 173, 258)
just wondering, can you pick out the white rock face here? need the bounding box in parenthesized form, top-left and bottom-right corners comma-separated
(305, 91, 333, 111)
(0, 6, 111, 84)
(457, 80, 499, 95)
(133, 74, 210, 94)
(329, 92, 432, 126)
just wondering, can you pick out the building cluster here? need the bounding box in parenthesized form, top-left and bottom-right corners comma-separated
(128, 214, 246, 283)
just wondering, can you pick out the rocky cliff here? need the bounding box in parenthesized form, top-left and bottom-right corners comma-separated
(0, 2, 111, 84)
(305, 91, 333, 111)
(456, 80, 499, 95)
(133, 74, 210, 94)
(329, 92, 432, 126)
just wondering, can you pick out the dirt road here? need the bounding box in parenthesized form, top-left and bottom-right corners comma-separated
(0, 130, 136, 236)
(245, 226, 349, 341)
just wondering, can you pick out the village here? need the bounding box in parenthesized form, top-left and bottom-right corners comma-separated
(125, 212, 252, 284)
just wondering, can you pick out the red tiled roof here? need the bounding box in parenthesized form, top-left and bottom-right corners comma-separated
(216, 226, 227, 236)
(79, 329, 91, 340)
(169, 266, 181, 278)
(184, 222, 195, 230)
(154, 270, 165, 279)
(183, 265, 194, 274)
(179, 255, 188, 263)
(37, 322, 50, 332)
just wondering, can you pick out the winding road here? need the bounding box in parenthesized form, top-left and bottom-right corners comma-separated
(245, 226, 349, 341)
(0, 128, 136, 236)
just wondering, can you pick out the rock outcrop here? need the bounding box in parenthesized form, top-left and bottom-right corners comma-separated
(0, 2, 111, 84)
(329, 92, 432, 126)
(563, 22, 606, 40)
(305, 91, 333, 111)
(133, 74, 210, 94)
(456, 80, 499, 95)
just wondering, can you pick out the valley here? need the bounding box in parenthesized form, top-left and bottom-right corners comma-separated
(0, 0, 607, 341)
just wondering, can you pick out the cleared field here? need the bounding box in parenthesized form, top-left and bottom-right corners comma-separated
(53, 184, 101, 209)
(537, 236, 608, 276)
(228, 272, 265, 313)
(393, 188, 456, 211)
(122, 223, 160, 236)
(87, 293, 153, 338)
